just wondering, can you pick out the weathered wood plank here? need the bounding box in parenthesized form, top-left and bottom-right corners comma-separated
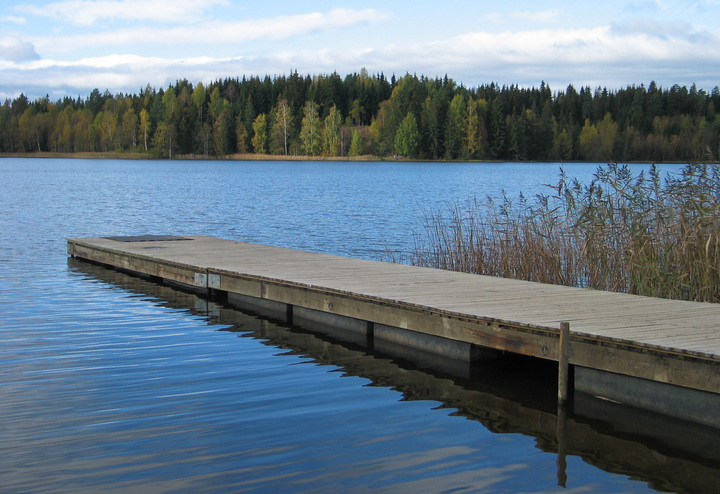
(68, 235, 720, 395)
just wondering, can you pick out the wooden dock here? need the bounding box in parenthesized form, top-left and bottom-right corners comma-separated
(67, 235, 720, 427)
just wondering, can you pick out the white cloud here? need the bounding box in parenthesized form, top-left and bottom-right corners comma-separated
(31, 8, 391, 54)
(0, 36, 40, 61)
(623, 1, 662, 14)
(1, 15, 27, 24)
(510, 9, 561, 23)
(481, 13, 503, 24)
(194, 8, 389, 42)
(16, 0, 230, 25)
(0, 53, 253, 99)
(2, 9, 719, 100)
(610, 17, 713, 43)
(447, 25, 720, 65)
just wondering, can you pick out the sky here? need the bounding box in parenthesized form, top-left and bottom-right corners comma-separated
(1, 0, 719, 101)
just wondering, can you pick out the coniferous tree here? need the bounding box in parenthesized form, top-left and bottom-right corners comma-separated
(488, 97, 506, 159)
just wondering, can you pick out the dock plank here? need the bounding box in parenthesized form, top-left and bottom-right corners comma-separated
(67, 235, 720, 399)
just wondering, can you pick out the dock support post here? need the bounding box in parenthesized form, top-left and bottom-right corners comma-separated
(366, 321, 375, 351)
(558, 321, 571, 405)
(556, 404, 568, 487)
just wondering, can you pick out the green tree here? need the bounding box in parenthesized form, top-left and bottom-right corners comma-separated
(162, 87, 178, 122)
(596, 112, 618, 160)
(554, 128, 574, 161)
(349, 98, 364, 125)
(251, 113, 268, 154)
(100, 109, 118, 151)
(213, 106, 233, 156)
(373, 75, 424, 154)
(420, 91, 448, 159)
(152, 120, 176, 158)
(322, 104, 342, 156)
(119, 108, 138, 149)
(394, 112, 420, 158)
(198, 122, 212, 156)
(191, 82, 206, 124)
(488, 97, 506, 158)
(578, 119, 599, 160)
(0, 105, 15, 152)
(445, 93, 466, 159)
(235, 117, 250, 154)
(72, 110, 94, 152)
(49, 105, 73, 152)
(18, 107, 42, 152)
(348, 129, 364, 157)
(209, 87, 224, 122)
(299, 100, 321, 156)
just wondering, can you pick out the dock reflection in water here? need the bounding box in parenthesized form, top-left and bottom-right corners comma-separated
(70, 258, 720, 493)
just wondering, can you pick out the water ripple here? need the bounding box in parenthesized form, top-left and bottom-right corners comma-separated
(0, 159, 691, 493)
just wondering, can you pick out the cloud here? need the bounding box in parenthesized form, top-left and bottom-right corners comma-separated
(188, 8, 389, 42)
(31, 8, 391, 55)
(1, 15, 27, 24)
(447, 24, 720, 65)
(16, 0, 230, 25)
(2, 17, 719, 100)
(328, 25, 720, 89)
(481, 13, 503, 24)
(0, 37, 40, 62)
(510, 9, 561, 23)
(0, 53, 250, 99)
(610, 17, 712, 43)
(623, 1, 662, 14)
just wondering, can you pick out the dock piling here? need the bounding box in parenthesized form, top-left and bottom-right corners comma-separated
(558, 321, 571, 406)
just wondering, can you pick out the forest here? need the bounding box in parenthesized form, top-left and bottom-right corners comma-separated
(1, 69, 719, 162)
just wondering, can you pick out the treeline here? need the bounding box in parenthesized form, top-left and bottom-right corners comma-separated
(1, 69, 719, 162)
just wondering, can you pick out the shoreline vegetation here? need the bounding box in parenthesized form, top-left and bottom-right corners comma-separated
(1, 70, 719, 163)
(0, 150, 693, 164)
(0, 151, 381, 161)
(410, 162, 720, 303)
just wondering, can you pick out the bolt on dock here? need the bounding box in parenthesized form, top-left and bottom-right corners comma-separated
(68, 235, 720, 428)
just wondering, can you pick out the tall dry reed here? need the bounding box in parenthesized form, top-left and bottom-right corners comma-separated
(411, 163, 720, 303)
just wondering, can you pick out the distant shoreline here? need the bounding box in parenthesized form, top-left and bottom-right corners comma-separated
(0, 151, 380, 161)
(0, 152, 687, 165)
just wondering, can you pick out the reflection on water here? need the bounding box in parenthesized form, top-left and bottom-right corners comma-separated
(1, 158, 713, 493)
(67, 258, 720, 494)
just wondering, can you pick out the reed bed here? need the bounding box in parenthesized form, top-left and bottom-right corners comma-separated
(411, 163, 720, 303)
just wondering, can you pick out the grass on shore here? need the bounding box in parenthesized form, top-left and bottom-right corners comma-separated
(410, 162, 720, 303)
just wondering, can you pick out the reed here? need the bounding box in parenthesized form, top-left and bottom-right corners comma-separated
(411, 163, 720, 303)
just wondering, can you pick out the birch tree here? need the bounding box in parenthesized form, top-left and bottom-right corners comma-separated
(272, 99, 292, 155)
(300, 100, 321, 156)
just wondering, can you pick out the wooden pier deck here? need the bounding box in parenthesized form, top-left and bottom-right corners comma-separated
(67, 235, 720, 427)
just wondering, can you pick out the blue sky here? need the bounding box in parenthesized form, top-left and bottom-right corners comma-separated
(1, 0, 719, 100)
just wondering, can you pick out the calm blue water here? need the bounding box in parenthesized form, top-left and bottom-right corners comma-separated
(0, 158, 712, 493)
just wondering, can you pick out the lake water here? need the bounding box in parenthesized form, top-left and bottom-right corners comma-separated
(1, 157, 718, 493)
